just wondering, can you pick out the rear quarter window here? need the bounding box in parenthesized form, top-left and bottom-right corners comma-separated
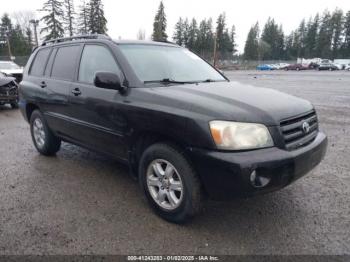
(51, 45, 80, 81)
(30, 48, 51, 76)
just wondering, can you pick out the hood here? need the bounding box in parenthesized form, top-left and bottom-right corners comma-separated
(0, 69, 23, 75)
(0, 77, 16, 87)
(143, 81, 313, 126)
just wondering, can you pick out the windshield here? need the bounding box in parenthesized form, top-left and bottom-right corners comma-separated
(0, 62, 20, 70)
(118, 44, 226, 84)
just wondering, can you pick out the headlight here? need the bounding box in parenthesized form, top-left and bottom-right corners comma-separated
(209, 121, 274, 150)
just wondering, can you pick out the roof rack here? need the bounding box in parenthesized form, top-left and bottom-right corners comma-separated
(154, 39, 178, 46)
(41, 34, 111, 46)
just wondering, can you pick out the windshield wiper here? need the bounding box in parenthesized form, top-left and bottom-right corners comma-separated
(144, 78, 196, 85)
(200, 79, 225, 83)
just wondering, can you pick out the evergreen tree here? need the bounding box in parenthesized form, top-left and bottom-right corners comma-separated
(0, 14, 14, 57)
(152, 1, 167, 41)
(316, 10, 333, 58)
(229, 25, 237, 55)
(187, 18, 198, 51)
(77, 0, 89, 34)
(196, 18, 214, 60)
(88, 0, 107, 34)
(25, 27, 33, 51)
(305, 14, 319, 58)
(261, 18, 284, 59)
(297, 19, 307, 57)
(173, 17, 184, 46)
(11, 24, 29, 55)
(284, 33, 294, 59)
(215, 13, 235, 59)
(342, 11, 350, 57)
(182, 18, 190, 47)
(39, 0, 65, 40)
(331, 8, 344, 59)
(215, 13, 226, 58)
(63, 0, 75, 36)
(244, 23, 259, 60)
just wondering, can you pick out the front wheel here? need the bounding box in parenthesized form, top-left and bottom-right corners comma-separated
(139, 143, 203, 223)
(10, 100, 18, 109)
(30, 110, 61, 156)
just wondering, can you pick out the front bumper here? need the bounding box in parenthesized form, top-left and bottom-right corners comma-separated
(0, 94, 18, 103)
(188, 132, 327, 200)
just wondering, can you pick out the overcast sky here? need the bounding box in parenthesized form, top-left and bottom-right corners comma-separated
(3, 0, 350, 53)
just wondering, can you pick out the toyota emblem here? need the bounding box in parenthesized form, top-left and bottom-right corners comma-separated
(302, 122, 310, 133)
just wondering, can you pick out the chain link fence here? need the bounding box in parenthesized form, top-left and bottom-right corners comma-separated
(0, 56, 30, 67)
(217, 60, 298, 70)
(0, 55, 298, 71)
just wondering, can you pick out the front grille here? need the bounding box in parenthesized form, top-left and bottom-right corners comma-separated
(0, 82, 18, 96)
(280, 110, 318, 150)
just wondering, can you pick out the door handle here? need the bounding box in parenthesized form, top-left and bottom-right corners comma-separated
(71, 88, 82, 96)
(40, 81, 47, 88)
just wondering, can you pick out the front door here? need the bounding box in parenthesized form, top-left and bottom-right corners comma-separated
(68, 44, 128, 159)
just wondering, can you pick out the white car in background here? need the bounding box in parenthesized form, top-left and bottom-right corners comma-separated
(0, 61, 23, 83)
(345, 64, 350, 71)
(273, 63, 290, 70)
(333, 64, 343, 70)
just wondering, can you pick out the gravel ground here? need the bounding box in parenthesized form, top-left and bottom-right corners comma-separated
(0, 70, 349, 255)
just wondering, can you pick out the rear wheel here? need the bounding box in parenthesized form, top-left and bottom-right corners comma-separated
(139, 143, 202, 223)
(30, 110, 61, 156)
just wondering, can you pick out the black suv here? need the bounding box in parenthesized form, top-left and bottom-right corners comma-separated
(19, 35, 327, 223)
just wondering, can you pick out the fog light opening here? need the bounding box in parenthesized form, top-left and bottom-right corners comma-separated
(250, 170, 271, 188)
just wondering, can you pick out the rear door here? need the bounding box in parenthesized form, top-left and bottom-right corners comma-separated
(68, 44, 127, 159)
(42, 44, 82, 137)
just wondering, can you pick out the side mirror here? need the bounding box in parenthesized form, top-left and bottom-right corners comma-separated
(94, 72, 126, 92)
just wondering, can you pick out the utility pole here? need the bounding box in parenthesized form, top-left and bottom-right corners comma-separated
(213, 33, 218, 68)
(5, 29, 13, 60)
(30, 19, 39, 47)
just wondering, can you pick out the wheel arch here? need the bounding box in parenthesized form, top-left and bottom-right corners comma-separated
(128, 131, 189, 178)
(26, 103, 40, 122)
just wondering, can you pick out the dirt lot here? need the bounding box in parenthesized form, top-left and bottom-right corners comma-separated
(0, 70, 349, 255)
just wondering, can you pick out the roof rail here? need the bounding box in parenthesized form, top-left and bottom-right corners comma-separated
(154, 39, 178, 46)
(41, 34, 111, 46)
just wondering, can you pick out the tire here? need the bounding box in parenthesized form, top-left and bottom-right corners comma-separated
(10, 101, 18, 109)
(139, 143, 202, 223)
(30, 110, 61, 156)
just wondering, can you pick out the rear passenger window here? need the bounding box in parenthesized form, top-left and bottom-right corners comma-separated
(51, 45, 80, 81)
(79, 45, 120, 84)
(30, 48, 51, 76)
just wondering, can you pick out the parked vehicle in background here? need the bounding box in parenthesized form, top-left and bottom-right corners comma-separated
(284, 64, 308, 71)
(256, 64, 274, 71)
(333, 64, 343, 70)
(19, 35, 328, 223)
(0, 61, 24, 83)
(0, 71, 19, 108)
(276, 63, 290, 70)
(308, 62, 320, 70)
(318, 63, 339, 71)
(345, 64, 350, 71)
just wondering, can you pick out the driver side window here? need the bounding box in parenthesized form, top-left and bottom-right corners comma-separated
(78, 45, 121, 84)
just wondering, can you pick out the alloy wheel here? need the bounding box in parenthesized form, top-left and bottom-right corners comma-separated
(146, 159, 184, 210)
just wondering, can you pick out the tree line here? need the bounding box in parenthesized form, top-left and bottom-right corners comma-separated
(244, 9, 350, 60)
(0, 0, 107, 57)
(1, 0, 350, 61)
(151, 2, 237, 61)
(39, 0, 107, 40)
